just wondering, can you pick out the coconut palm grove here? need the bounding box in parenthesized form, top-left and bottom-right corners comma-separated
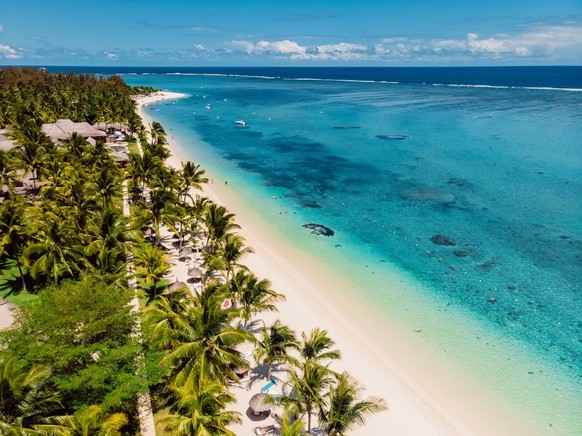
(0, 67, 386, 435)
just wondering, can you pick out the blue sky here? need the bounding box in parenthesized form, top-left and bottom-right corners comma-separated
(1, 0, 581, 66)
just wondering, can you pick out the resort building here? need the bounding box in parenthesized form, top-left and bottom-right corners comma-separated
(41, 119, 107, 143)
(41, 119, 129, 165)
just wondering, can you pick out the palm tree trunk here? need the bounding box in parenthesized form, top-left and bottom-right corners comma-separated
(15, 255, 27, 292)
(151, 279, 159, 301)
(266, 363, 272, 381)
(178, 220, 184, 251)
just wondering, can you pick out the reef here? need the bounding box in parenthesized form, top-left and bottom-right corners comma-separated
(376, 134, 408, 140)
(431, 234, 456, 246)
(298, 200, 322, 208)
(303, 223, 335, 237)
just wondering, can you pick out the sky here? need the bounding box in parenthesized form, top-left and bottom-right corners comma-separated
(1, 0, 581, 66)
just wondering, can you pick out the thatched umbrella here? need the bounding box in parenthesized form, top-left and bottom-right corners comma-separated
(249, 393, 272, 413)
(168, 281, 187, 292)
(231, 359, 250, 378)
(188, 267, 203, 277)
(179, 247, 193, 256)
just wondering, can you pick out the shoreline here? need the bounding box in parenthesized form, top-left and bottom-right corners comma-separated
(135, 91, 556, 435)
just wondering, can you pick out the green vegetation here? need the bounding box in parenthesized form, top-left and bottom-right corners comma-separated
(0, 67, 385, 435)
(1, 277, 143, 415)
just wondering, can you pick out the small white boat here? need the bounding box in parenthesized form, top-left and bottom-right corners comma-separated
(205, 104, 211, 110)
(235, 120, 247, 126)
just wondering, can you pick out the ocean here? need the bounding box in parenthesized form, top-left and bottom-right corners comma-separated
(57, 66, 582, 432)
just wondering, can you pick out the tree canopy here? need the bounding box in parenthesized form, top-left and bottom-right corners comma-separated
(1, 277, 145, 419)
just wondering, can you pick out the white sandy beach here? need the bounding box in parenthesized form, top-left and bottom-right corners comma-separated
(136, 92, 526, 436)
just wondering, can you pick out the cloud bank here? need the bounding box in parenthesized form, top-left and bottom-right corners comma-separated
(2, 22, 580, 64)
(228, 24, 582, 62)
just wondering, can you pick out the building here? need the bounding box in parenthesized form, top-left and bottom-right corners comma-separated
(41, 119, 107, 143)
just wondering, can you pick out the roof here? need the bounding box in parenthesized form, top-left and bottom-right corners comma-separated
(42, 119, 106, 141)
(111, 151, 129, 162)
(92, 122, 129, 131)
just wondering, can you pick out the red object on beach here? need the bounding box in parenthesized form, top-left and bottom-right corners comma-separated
(221, 298, 233, 310)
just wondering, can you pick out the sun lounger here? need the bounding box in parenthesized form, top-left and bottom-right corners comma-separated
(261, 378, 276, 393)
(254, 425, 275, 435)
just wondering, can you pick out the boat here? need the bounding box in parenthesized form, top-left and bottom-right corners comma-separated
(235, 120, 247, 126)
(205, 104, 211, 110)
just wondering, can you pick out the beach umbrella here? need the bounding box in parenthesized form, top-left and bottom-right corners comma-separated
(168, 281, 187, 292)
(179, 247, 193, 256)
(249, 393, 272, 413)
(188, 267, 203, 277)
(231, 359, 250, 378)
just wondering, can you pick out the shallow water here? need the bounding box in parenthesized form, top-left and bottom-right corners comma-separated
(125, 71, 582, 432)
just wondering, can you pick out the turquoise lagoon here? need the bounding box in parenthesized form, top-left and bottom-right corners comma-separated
(123, 70, 582, 433)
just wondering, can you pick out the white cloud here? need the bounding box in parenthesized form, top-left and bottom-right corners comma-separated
(223, 23, 582, 63)
(105, 52, 118, 60)
(256, 40, 306, 56)
(315, 43, 369, 60)
(374, 24, 582, 61)
(229, 40, 256, 54)
(0, 44, 22, 59)
(228, 39, 371, 61)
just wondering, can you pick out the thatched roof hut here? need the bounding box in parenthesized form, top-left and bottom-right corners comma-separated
(42, 119, 106, 142)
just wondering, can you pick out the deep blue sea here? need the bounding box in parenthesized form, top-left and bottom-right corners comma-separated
(49, 66, 582, 431)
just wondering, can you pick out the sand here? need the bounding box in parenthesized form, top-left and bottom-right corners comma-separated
(135, 92, 525, 436)
(0, 301, 15, 330)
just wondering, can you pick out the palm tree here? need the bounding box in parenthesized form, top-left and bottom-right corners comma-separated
(179, 161, 207, 203)
(127, 112, 143, 138)
(279, 410, 306, 436)
(127, 151, 158, 196)
(38, 405, 128, 436)
(149, 121, 168, 147)
(144, 287, 192, 350)
(138, 188, 181, 244)
(132, 242, 170, 302)
(23, 205, 85, 284)
(91, 165, 121, 209)
(159, 283, 254, 386)
(12, 125, 51, 190)
(173, 208, 199, 252)
(234, 272, 285, 328)
(85, 207, 140, 277)
(300, 328, 341, 364)
(202, 203, 240, 251)
(61, 132, 90, 160)
(161, 375, 241, 436)
(214, 233, 254, 282)
(62, 178, 99, 231)
(255, 320, 298, 380)
(0, 197, 30, 290)
(0, 356, 62, 434)
(319, 373, 387, 435)
(284, 361, 333, 434)
(0, 149, 16, 192)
